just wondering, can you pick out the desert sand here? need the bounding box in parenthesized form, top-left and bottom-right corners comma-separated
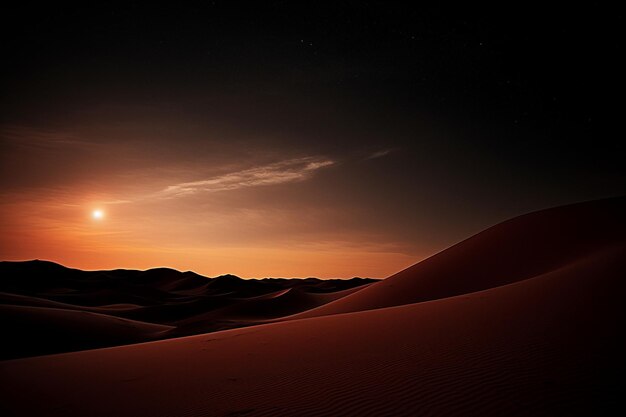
(1, 197, 624, 416)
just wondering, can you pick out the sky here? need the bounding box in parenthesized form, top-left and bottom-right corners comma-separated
(1, 3, 624, 278)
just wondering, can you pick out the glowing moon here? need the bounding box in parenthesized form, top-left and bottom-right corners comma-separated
(92, 209, 104, 220)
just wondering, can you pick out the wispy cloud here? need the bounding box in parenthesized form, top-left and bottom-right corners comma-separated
(366, 148, 396, 160)
(161, 157, 335, 197)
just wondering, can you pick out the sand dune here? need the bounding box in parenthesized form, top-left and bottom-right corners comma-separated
(289, 196, 626, 319)
(0, 291, 143, 312)
(0, 260, 375, 358)
(2, 245, 623, 416)
(0, 305, 173, 359)
(1, 197, 624, 415)
(179, 286, 365, 322)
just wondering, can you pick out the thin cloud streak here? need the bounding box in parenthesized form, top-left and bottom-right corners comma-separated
(365, 148, 398, 160)
(161, 157, 335, 197)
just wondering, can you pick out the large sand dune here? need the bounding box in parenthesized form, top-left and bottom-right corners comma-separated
(1, 197, 624, 416)
(288, 196, 626, 319)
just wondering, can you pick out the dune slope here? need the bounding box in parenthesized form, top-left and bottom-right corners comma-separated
(289, 196, 626, 319)
(0, 305, 173, 359)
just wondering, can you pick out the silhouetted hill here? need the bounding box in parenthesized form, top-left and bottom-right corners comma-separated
(0, 261, 377, 359)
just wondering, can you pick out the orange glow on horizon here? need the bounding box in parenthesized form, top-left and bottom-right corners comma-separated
(0, 127, 429, 279)
(0, 188, 423, 278)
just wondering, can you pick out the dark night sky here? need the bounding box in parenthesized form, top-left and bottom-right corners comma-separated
(1, 3, 624, 277)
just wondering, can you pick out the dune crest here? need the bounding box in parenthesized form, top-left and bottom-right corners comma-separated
(288, 196, 626, 319)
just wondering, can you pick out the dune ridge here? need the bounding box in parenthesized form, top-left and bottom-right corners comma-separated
(287, 196, 626, 320)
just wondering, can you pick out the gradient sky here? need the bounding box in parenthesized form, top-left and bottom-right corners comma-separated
(1, 4, 624, 277)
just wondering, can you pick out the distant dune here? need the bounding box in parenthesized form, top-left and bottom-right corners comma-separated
(1, 197, 624, 416)
(0, 262, 377, 359)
